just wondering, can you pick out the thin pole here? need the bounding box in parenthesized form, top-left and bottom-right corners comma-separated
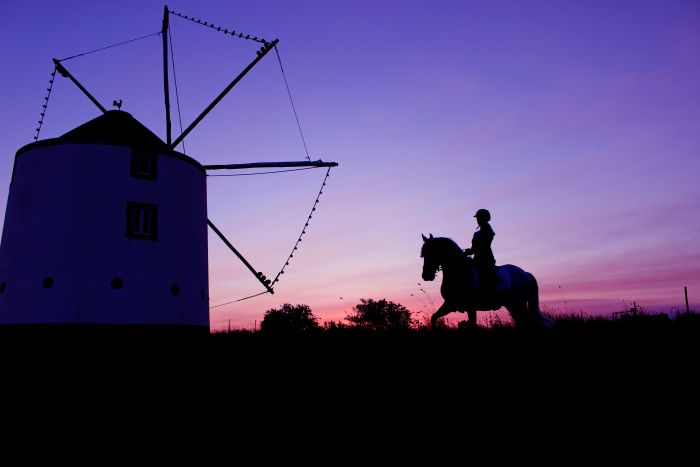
(685, 286, 690, 314)
(170, 39, 279, 149)
(53, 59, 107, 113)
(204, 160, 338, 171)
(207, 218, 274, 294)
(162, 5, 172, 145)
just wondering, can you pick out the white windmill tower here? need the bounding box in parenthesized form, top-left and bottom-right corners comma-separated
(0, 6, 337, 332)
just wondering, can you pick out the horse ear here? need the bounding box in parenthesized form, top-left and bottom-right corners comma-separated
(422, 234, 428, 241)
(429, 233, 433, 239)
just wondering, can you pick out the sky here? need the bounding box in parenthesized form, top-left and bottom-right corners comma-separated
(1, 0, 699, 331)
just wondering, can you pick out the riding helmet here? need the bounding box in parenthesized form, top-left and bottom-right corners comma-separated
(474, 208, 491, 222)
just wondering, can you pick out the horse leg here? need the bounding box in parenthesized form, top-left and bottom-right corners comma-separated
(467, 309, 478, 328)
(431, 302, 453, 328)
(506, 303, 525, 328)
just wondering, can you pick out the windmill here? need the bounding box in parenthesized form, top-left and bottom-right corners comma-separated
(0, 6, 338, 332)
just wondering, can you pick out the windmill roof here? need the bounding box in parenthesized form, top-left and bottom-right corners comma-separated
(56, 110, 169, 151)
(15, 111, 203, 173)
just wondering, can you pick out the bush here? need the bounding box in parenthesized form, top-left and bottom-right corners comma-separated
(345, 298, 415, 331)
(260, 303, 321, 334)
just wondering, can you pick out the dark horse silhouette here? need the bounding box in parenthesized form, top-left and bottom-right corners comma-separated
(421, 234, 553, 329)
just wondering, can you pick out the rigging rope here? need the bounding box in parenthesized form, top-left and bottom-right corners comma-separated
(209, 166, 333, 308)
(270, 166, 332, 287)
(168, 9, 311, 162)
(168, 26, 186, 154)
(274, 46, 311, 162)
(34, 30, 160, 139)
(34, 66, 58, 141)
(58, 31, 161, 62)
(168, 9, 269, 44)
(210, 291, 268, 308)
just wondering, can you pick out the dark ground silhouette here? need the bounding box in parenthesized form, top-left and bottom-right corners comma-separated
(2, 313, 698, 460)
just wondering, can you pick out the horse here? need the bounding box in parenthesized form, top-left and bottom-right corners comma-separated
(420, 234, 553, 329)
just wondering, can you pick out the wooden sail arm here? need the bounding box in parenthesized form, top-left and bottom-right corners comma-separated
(53, 59, 107, 113)
(170, 38, 280, 149)
(207, 218, 274, 294)
(203, 160, 338, 171)
(162, 5, 172, 145)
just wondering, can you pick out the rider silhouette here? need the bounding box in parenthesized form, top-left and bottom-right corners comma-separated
(464, 208, 497, 296)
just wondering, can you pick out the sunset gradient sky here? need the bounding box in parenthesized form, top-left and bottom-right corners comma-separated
(1, 0, 699, 330)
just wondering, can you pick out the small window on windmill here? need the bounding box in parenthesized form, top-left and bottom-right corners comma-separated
(126, 201, 158, 240)
(130, 148, 157, 180)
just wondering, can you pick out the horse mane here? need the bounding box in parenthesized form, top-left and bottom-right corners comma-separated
(431, 237, 464, 256)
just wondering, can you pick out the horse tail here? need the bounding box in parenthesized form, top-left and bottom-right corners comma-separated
(527, 273, 540, 314)
(527, 272, 554, 328)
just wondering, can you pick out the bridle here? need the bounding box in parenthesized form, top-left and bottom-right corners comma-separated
(422, 243, 443, 279)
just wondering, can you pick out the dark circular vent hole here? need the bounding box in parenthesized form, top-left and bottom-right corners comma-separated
(42, 277, 54, 289)
(111, 277, 124, 289)
(171, 284, 180, 296)
(0, 281, 6, 293)
(200, 289, 205, 299)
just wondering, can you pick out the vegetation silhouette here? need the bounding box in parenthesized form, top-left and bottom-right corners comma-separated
(421, 234, 553, 329)
(344, 298, 416, 332)
(260, 303, 321, 334)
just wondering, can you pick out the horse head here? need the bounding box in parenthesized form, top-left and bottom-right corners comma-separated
(421, 233, 439, 281)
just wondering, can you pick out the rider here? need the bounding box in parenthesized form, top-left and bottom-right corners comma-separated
(464, 208, 497, 296)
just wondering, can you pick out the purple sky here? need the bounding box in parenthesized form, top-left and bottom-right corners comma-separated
(1, 0, 699, 331)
